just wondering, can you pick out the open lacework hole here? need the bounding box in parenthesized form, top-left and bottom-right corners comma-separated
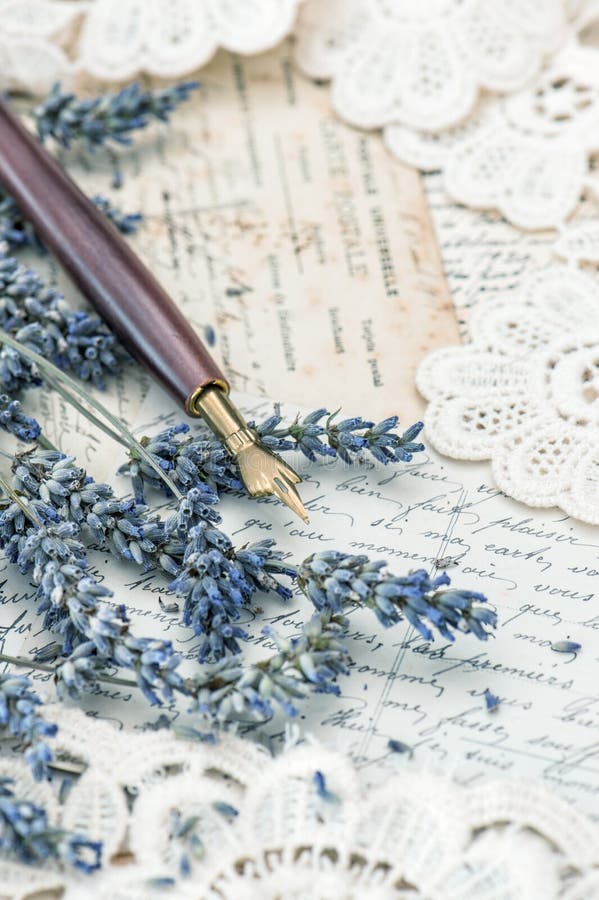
(542, 344, 599, 427)
(462, 403, 527, 436)
(347, 851, 395, 881)
(257, 846, 400, 883)
(582, 364, 599, 404)
(533, 77, 594, 122)
(496, 317, 551, 352)
(529, 437, 570, 477)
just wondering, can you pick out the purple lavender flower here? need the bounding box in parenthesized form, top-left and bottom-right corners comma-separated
(2, 455, 353, 725)
(188, 612, 349, 723)
(12, 451, 162, 570)
(90, 195, 142, 235)
(169, 809, 205, 877)
(0, 395, 40, 441)
(167, 496, 293, 662)
(11, 454, 295, 662)
(3, 443, 495, 732)
(366, 417, 425, 464)
(262, 408, 425, 465)
(0, 248, 122, 391)
(35, 81, 199, 151)
(0, 513, 187, 706)
(0, 191, 42, 250)
(0, 675, 56, 780)
(0, 187, 141, 250)
(0, 778, 101, 871)
(121, 409, 424, 505)
(259, 408, 336, 461)
(121, 423, 242, 503)
(484, 688, 501, 711)
(551, 640, 581, 654)
(297, 551, 496, 642)
(313, 770, 340, 803)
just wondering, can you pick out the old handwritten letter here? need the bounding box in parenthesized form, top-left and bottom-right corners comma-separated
(5, 36, 599, 834)
(9, 386, 599, 825)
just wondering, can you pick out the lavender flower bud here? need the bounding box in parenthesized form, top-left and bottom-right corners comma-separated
(0, 395, 40, 441)
(0, 246, 123, 391)
(0, 674, 56, 780)
(0, 778, 102, 871)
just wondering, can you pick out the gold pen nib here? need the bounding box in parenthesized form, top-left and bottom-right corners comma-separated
(272, 473, 310, 525)
(235, 442, 310, 524)
(192, 385, 309, 523)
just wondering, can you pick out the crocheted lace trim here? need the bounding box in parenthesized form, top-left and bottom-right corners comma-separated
(1, 704, 598, 899)
(417, 258, 599, 524)
(0, 0, 301, 93)
(294, 0, 599, 230)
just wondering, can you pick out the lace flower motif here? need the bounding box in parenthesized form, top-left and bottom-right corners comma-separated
(77, 0, 302, 81)
(62, 721, 596, 897)
(0, 0, 303, 93)
(417, 265, 599, 524)
(294, 0, 569, 132)
(387, 40, 599, 230)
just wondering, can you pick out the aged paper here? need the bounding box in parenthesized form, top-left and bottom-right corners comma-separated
(70, 40, 455, 424)
(10, 386, 599, 825)
(16, 41, 457, 449)
(5, 30, 599, 837)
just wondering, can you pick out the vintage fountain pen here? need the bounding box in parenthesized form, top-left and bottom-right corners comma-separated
(0, 98, 309, 523)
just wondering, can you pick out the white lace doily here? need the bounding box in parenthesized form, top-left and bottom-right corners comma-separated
(3, 0, 598, 233)
(388, 39, 599, 229)
(2, 703, 598, 900)
(0, 0, 302, 93)
(292, 1, 599, 231)
(417, 261, 599, 524)
(294, 0, 573, 132)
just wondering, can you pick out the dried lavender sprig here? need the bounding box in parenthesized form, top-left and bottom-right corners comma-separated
(0, 542, 344, 732)
(0, 777, 101, 872)
(0, 187, 141, 250)
(10, 450, 294, 662)
(10, 448, 495, 663)
(120, 408, 425, 504)
(298, 551, 496, 642)
(0, 515, 187, 707)
(7, 451, 288, 662)
(15, 529, 344, 724)
(186, 611, 349, 725)
(35, 80, 199, 151)
(0, 462, 347, 723)
(256, 408, 425, 465)
(0, 191, 42, 251)
(27, 611, 349, 730)
(0, 245, 123, 392)
(0, 674, 56, 780)
(122, 423, 242, 503)
(169, 521, 294, 662)
(11, 446, 173, 558)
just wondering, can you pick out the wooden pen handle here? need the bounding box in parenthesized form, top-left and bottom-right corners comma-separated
(0, 97, 227, 412)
